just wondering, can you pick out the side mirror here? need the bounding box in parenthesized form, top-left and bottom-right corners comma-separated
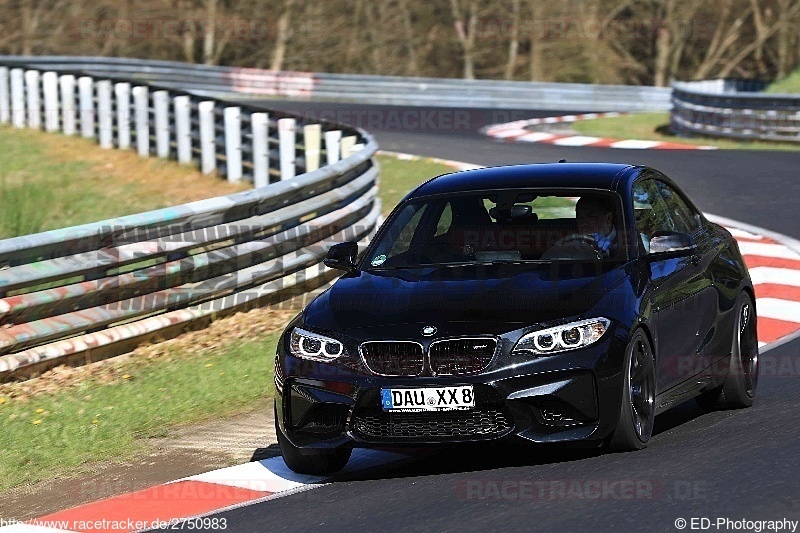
(648, 232, 696, 259)
(324, 241, 359, 272)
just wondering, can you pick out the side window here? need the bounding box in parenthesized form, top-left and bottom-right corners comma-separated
(656, 181, 702, 233)
(632, 179, 678, 253)
(435, 202, 452, 237)
(372, 203, 429, 261)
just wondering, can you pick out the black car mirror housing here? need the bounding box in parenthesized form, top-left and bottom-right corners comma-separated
(324, 241, 359, 272)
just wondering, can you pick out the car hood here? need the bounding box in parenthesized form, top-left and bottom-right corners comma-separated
(304, 263, 628, 334)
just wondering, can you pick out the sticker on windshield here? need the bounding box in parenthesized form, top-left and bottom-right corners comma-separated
(371, 254, 387, 266)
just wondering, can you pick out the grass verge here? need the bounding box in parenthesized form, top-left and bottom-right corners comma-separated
(765, 68, 800, 94)
(375, 153, 459, 213)
(571, 112, 800, 151)
(0, 125, 249, 239)
(0, 309, 287, 492)
(0, 153, 455, 491)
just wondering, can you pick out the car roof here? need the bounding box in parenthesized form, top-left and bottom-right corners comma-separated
(408, 163, 643, 198)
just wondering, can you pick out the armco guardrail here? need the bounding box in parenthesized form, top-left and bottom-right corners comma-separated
(0, 56, 673, 112)
(671, 79, 800, 143)
(0, 59, 380, 381)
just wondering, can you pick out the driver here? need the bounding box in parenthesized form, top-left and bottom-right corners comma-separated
(575, 196, 617, 257)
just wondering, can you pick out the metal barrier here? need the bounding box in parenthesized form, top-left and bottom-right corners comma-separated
(0, 56, 673, 112)
(671, 79, 800, 143)
(0, 59, 380, 381)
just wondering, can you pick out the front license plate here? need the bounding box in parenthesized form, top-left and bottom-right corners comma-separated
(380, 386, 475, 412)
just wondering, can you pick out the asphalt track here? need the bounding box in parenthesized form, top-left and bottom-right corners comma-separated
(217, 100, 800, 532)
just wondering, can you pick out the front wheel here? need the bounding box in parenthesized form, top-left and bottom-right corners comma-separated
(697, 291, 758, 410)
(607, 329, 656, 451)
(275, 404, 352, 475)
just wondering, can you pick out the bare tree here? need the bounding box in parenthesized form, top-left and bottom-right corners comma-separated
(202, 0, 217, 65)
(504, 0, 521, 80)
(652, 0, 700, 86)
(692, 0, 754, 79)
(450, 0, 478, 79)
(0, 0, 798, 86)
(270, 0, 296, 71)
(718, 0, 800, 77)
(528, 0, 544, 81)
(774, 0, 799, 79)
(398, 0, 421, 76)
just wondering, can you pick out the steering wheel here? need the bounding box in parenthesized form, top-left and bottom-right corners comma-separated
(543, 233, 603, 260)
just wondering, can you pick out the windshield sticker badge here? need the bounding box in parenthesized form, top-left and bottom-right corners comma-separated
(371, 254, 387, 266)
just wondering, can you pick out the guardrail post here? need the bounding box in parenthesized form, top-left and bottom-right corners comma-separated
(174, 95, 191, 164)
(303, 124, 321, 172)
(340, 135, 356, 159)
(115, 82, 131, 149)
(132, 86, 149, 156)
(198, 101, 216, 174)
(78, 76, 94, 138)
(324, 130, 341, 164)
(59, 75, 76, 135)
(42, 72, 59, 132)
(278, 118, 296, 180)
(24, 70, 41, 129)
(153, 90, 170, 158)
(9, 68, 25, 128)
(96, 80, 113, 149)
(224, 106, 242, 182)
(251, 112, 269, 187)
(0, 67, 9, 124)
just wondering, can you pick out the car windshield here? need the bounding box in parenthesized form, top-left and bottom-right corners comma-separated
(365, 190, 625, 269)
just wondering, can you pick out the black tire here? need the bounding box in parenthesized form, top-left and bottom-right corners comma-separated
(274, 404, 352, 475)
(607, 329, 656, 451)
(696, 291, 758, 410)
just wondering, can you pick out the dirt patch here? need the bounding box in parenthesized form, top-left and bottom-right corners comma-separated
(0, 405, 278, 521)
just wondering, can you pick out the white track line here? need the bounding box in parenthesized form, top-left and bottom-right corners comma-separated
(726, 227, 765, 240)
(551, 136, 602, 146)
(492, 128, 530, 138)
(177, 458, 322, 493)
(516, 132, 557, 142)
(737, 242, 800, 260)
(748, 266, 800, 287)
(177, 449, 407, 494)
(609, 139, 662, 149)
(755, 298, 800, 323)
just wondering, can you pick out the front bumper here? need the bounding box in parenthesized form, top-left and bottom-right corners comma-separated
(274, 326, 629, 453)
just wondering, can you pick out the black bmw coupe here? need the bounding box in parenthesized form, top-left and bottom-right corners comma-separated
(274, 163, 758, 474)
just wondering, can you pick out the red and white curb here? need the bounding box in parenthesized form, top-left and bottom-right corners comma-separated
(0, 450, 409, 533)
(705, 214, 800, 350)
(731, 228, 800, 347)
(484, 113, 718, 150)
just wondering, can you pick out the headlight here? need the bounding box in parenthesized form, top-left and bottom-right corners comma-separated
(513, 318, 611, 356)
(289, 327, 346, 361)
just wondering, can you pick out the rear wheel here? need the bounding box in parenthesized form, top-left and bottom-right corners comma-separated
(274, 402, 352, 475)
(607, 330, 656, 451)
(697, 291, 758, 410)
